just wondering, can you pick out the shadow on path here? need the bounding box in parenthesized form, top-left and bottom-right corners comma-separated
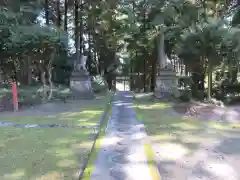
(91, 91, 153, 180)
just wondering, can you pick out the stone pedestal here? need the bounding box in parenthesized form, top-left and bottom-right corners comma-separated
(155, 68, 179, 98)
(70, 70, 94, 99)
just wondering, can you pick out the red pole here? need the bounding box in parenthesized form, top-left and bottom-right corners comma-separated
(11, 81, 18, 111)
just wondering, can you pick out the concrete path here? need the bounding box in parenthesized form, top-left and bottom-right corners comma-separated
(91, 91, 153, 180)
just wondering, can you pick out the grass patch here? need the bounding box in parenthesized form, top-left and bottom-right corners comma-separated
(0, 93, 109, 127)
(134, 95, 240, 160)
(0, 92, 111, 180)
(1, 127, 91, 180)
(134, 100, 203, 137)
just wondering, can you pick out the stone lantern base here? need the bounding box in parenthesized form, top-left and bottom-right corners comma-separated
(155, 67, 179, 99)
(70, 70, 94, 99)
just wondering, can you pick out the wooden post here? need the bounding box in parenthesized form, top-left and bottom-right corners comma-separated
(11, 81, 18, 111)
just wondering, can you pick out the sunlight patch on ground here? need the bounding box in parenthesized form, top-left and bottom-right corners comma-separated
(180, 134, 208, 143)
(151, 134, 175, 141)
(78, 110, 103, 115)
(35, 171, 63, 180)
(209, 123, 232, 130)
(112, 100, 123, 104)
(137, 103, 169, 110)
(4, 169, 25, 180)
(212, 108, 225, 114)
(155, 143, 189, 161)
(171, 122, 200, 130)
(204, 162, 238, 180)
(131, 132, 146, 140)
(100, 136, 121, 146)
(59, 112, 80, 117)
(205, 122, 240, 137)
(134, 93, 153, 98)
(72, 141, 94, 150)
(53, 139, 77, 145)
(49, 148, 74, 158)
(57, 159, 77, 168)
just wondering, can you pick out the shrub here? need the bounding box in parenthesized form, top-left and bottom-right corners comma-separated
(194, 90, 205, 100)
(179, 88, 191, 102)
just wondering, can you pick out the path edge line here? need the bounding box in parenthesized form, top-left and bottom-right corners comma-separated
(79, 92, 114, 180)
(135, 105, 161, 180)
(144, 143, 161, 180)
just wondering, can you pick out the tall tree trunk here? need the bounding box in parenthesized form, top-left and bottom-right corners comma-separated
(185, 65, 188, 76)
(47, 50, 56, 101)
(45, 0, 49, 25)
(74, 0, 81, 67)
(38, 63, 47, 102)
(151, 39, 158, 92)
(191, 59, 205, 99)
(79, 0, 84, 55)
(143, 0, 147, 92)
(27, 56, 32, 85)
(56, 0, 61, 27)
(64, 0, 68, 31)
(228, 57, 233, 83)
(87, 13, 92, 72)
(207, 61, 212, 100)
(158, 33, 165, 68)
(74, 0, 79, 53)
(130, 1, 136, 91)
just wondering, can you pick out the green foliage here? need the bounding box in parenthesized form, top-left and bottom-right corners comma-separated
(1, 0, 240, 96)
(179, 88, 191, 102)
(0, 3, 68, 81)
(9, 25, 67, 51)
(195, 90, 206, 100)
(177, 21, 228, 67)
(232, 8, 240, 27)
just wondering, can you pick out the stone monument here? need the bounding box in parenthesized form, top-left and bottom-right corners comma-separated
(155, 34, 178, 98)
(70, 54, 94, 99)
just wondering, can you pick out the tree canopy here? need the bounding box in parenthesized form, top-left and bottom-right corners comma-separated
(1, 0, 240, 101)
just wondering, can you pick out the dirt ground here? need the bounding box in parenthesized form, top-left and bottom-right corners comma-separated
(156, 102, 240, 180)
(173, 101, 240, 123)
